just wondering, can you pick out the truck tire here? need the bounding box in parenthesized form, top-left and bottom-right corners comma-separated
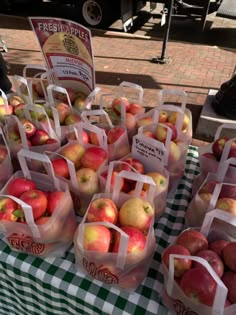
(76, 0, 119, 28)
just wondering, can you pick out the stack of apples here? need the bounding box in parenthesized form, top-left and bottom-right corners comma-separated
(162, 228, 236, 310)
(0, 176, 77, 255)
(74, 194, 156, 289)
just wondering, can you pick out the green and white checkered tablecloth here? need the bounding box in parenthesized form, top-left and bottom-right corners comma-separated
(0, 146, 199, 315)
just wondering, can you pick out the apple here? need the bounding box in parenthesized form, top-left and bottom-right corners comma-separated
(44, 138, 58, 145)
(202, 152, 217, 160)
(60, 143, 85, 169)
(0, 145, 8, 163)
(29, 104, 46, 121)
(13, 103, 26, 117)
(86, 197, 118, 224)
(47, 191, 66, 215)
(168, 141, 181, 163)
(162, 244, 192, 277)
(193, 249, 224, 278)
(118, 157, 145, 174)
(0, 104, 13, 119)
(83, 225, 111, 252)
(55, 102, 71, 124)
(64, 113, 81, 125)
(176, 229, 208, 255)
(112, 226, 146, 254)
(100, 169, 124, 192)
(179, 267, 217, 306)
(137, 116, 153, 128)
(111, 97, 130, 116)
(158, 110, 168, 123)
(128, 189, 147, 198)
(80, 147, 108, 171)
(155, 122, 177, 142)
(73, 91, 87, 110)
(57, 87, 76, 104)
(209, 239, 230, 258)
(0, 197, 23, 222)
(168, 112, 190, 131)
(219, 184, 236, 199)
(215, 198, 236, 215)
(143, 171, 168, 193)
(119, 197, 154, 231)
(198, 180, 220, 195)
(125, 112, 136, 131)
(212, 136, 230, 160)
(128, 103, 144, 115)
(107, 127, 125, 144)
(20, 189, 48, 220)
(89, 128, 106, 146)
(19, 118, 36, 139)
(143, 131, 156, 139)
(34, 80, 48, 98)
(6, 177, 37, 198)
(222, 271, 236, 304)
(76, 167, 99, 195)
(30, 129, 50, 145)
(8, 95, 25, 107)
(51, 158, 70, 179)
(222, 242, 236, 272)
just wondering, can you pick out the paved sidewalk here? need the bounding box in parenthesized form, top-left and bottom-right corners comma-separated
(0, 10, 235, 139)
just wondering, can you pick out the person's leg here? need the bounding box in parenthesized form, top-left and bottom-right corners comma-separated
(0, 52, 12, 94)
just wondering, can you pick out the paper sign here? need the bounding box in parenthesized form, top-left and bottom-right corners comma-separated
(29, 17, 95, 96)
(132, 134, 167, 172)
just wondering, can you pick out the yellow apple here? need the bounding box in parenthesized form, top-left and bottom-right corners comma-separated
(61, 143, 85, 169)
(143, 172, 168, 194)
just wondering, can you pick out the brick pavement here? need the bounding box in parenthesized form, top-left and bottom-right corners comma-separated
(0, 11, 235, 139)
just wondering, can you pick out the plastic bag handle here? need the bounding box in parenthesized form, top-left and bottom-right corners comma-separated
(17, 148, 60, 190)
(157, 89, 187, 111)
(12, 75, 32, 104)
(167, 254, 227, 315)
(84, 87, 101, 110)
(47, 84, 73, 108)
(112, 169, 156, 204)
(5, 115, 30, 149)
(23, 64, 48, 79)
(0, 89, 10, 107)
(0, 126, 11, 157)
(118, 81, 144, 105)
(0, 194, 40, 238)
(77, 221, 129, 268)
(81, 109, 114, 128)
(214, 123, 236, 141)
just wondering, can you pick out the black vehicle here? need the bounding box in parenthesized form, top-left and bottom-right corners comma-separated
(1, 0, 147, 28)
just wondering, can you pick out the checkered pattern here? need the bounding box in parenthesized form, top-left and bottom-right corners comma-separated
(0, 146, 199, 315)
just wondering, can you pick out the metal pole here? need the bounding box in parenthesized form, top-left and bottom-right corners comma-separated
(151, 0, 174, 64)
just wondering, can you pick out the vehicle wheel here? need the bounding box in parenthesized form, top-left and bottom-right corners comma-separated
(76, 0, 117, 28)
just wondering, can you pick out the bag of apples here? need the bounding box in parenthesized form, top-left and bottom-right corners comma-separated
(132, 112, 187, 197)
(73, 169, 156, 291)
(80, 109, 131, 161)
(0, 149, 78, 257)
(98, 157, 169, 218)
(193, 129, 236, 195)
(186, 157, 236, 227)
(0, 127, 14, 189)
(48, 121, 109, 216)
(99, 81, 145, 142)
(162, 208, 236, 315)
(3, 105, 60, 163)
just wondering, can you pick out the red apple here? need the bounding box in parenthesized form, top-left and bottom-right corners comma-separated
(199, 180, 220, 195)
(86, 197, 118, 224)
(47, 191, 66, 215)
(19, 118, 37, 139)
(179, 267, 217, 306)
(162, 244, 192, 277)
(100, 169, 124, 191)
(209, 239, 230, 258)
(76, 167, 99, 195)
(34, 80, 48, 98)
(222, 271, 236, 304)
(52, 158, 70, 179)
(83, 225, 111, 252)
(125, 112, 136, 131)
(57, 87, 76, 104)
(143, 130, 156, 139)
(30, 129, 50, 145)
(6, 177, 37, 198)
(176, 229, 208, 255)
(215, 198, 236, 215)
(222, 242, 236, 272)
(219, 184, 236, 199)
(128, 103, 144, 115)
(212, 137, 230, 160)
(107, 127, 125, 144)
(119, 157, 145, 174)
(0, 145, 8, 163)
(137, 116, 153, 128)
(0, 197, 23, 222)
(202, 152, 217, 160)
(44, 138, 58, 145)
(20, 189, 48, 220)
(89, 128, 106, 146)
(155, 122, 177, 142)
(80, 147, 108, 171)
(112, 226, 146, 254)
(64, 113, 81, 125)
(60, 143, 85, 169)
(55, 102, 71, 124)
(13, 103, 26, 117)
(143, 171, 168, 194)
(111, 97, 130, 116)
(0, 104, 13, 118)
(193, 249, 224, 278)
(158, 110, 168, 123)
(119, 197, 154, 231)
